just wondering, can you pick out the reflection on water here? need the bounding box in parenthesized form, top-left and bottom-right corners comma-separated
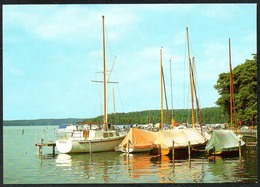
(50, 151, 257, 183)
(56, 154, 72, 167)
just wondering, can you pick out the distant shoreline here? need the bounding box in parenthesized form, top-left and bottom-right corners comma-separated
(3, 107, 230, 126)
(3, 118, 85, 126)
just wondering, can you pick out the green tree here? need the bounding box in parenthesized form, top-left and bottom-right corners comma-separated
(214, 54, 257, 126)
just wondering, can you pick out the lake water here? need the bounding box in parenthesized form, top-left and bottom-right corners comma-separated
(3, 125, 258, 184)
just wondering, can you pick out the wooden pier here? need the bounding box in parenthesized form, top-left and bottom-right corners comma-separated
(35, 138, 56, 156)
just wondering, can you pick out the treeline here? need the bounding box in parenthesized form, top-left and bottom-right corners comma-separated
(4, 107, 228, 126)
(84, 107, 229, 125)
(3, 118, 85, 126)
(214, 54, 257, 126)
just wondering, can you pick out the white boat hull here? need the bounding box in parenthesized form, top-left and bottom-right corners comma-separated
(56, 136, 125, 154)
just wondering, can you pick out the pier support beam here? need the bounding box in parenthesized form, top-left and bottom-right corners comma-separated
(158, 144, 161, 156)
(39, 138, 43, 155)
(239, 140, 242, 158)
(35, 140, 56, 156)
(172, 140, 175, 167)
(52, 145, 55, 157)
(188, 141, 191, 161)
(127, 139, 130, 154)
(172, 140, 175, 160)
(89, 140, 92, 154)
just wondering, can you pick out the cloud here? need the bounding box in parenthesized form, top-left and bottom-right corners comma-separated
(3, 4, 256, 119)
(200, 4, 237, 21)
(4, 5, 140, 43)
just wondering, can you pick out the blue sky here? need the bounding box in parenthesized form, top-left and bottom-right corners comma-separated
(3, 4, 256, 120)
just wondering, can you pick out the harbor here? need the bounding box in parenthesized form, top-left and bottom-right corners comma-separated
(3, 4, 257, 185)
(35, 126, 257, 159)
(4, 125, 258, 184)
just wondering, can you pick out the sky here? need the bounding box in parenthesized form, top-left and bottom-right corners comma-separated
(3, 4, 257, 120)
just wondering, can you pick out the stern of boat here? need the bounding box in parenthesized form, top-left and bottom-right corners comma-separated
(56, 140, 73, 154)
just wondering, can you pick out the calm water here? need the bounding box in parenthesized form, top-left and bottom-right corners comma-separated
(3, 125, 258, 184)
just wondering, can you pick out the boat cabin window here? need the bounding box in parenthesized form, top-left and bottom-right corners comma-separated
(103, 133, 109, 138)
(115, 132, 119, 136)
(109, 133, 114, 137)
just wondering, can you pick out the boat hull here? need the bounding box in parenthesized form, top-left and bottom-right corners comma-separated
(150, 143, 207, 159)
(56, 136, 125, 154)
(207, 145, 246, 157)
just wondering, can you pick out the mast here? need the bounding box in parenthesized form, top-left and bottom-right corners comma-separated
(186, 26, 195, 128)
(162, 65, 171, 126)
(229, 38, 236, 129)
(160, 47, 164, 129)
(102, 15, 108, 130)
(191, 57, 203, 134)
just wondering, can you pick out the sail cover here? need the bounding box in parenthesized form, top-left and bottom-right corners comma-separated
(119, 128, 158, 149)
(154, 128, 207, 149)
(205, 130, 245, 152)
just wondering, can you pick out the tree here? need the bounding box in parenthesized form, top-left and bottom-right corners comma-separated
(214, 54, 257, 126)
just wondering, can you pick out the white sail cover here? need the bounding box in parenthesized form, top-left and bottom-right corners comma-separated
(205, 130, 245, 152)
(154, 128, 207, 149)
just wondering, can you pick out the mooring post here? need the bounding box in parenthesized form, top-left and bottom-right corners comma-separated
(172, 140, 175, 161)
(239, 140, 242, 158)
(213, 146, 216, 163)
(188, 141, 191, 161)
(127, 139, 131, 154)
(39, 145, 42, 155)
(39, 138, 43, 155)
(158, 144, 161, 156)
(89, 140, 92, 154)
(52, 145, 55, 157)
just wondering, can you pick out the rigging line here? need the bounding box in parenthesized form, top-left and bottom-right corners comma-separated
(169, 57, 174, 118)
(117, 82, 125, 113)
(107, 56, 117, 82)
(193, 57, 201, 109)
(105, 22, 116, 78)
(162, 65, 171, 126)
(193, 57, 202, 124)
(191, 57, 203, 133)
(183, 33, 188, 111)
(183, 32, 190, 122)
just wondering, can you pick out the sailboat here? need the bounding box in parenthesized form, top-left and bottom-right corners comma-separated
(205, 38, 245, 156)
(55, 16, 126, 154)
(118, 128, 159, 153)
(150, 27, 207, 158)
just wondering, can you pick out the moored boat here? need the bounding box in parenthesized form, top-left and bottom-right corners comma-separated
(56, 124, 126, 153)
(118, 128, 158, 153)
(150, 127, 208, 158)
(205, 129, 245, 157)
(55, 16, 126, 154)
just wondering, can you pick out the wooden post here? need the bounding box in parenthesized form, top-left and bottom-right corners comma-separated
(89, 140, 92, 154)
(213, 146, 216, 163)
(39, 138, 43, 155)
(127, 139, 130, 154)
(52, 145, 55, 157)
(172, 140, 175, 160)
(239, 140, 242, 158)
(39, 145, 42, 155)
(188, 141, 191, 161)
(158, 144, 161, 156)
